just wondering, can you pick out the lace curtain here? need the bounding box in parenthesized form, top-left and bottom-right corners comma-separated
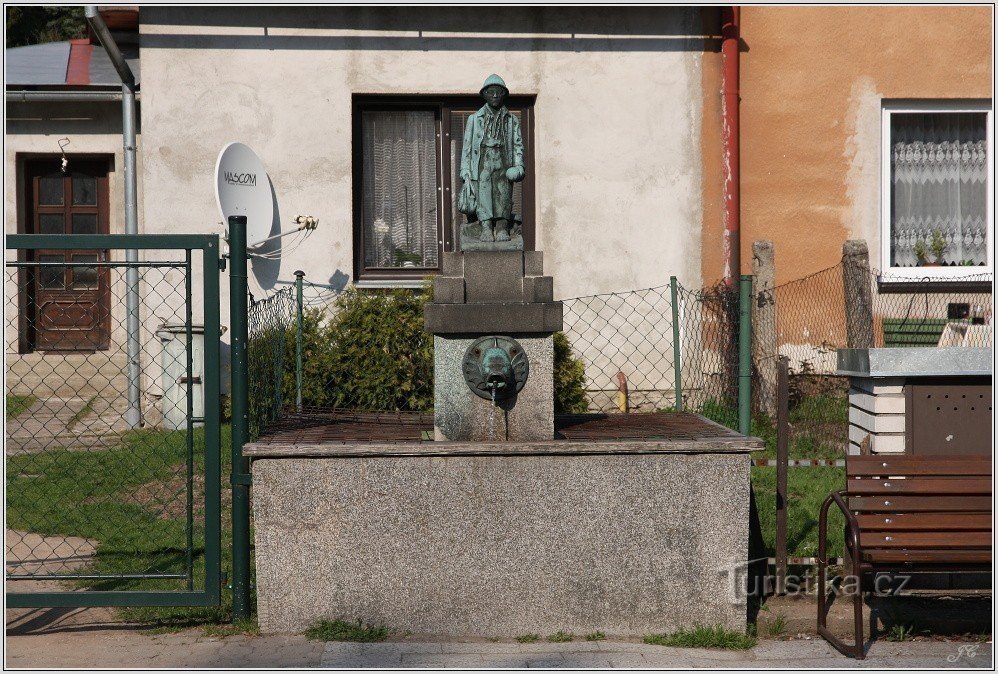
(890, 112, 988, 268)
(362, 111, 439, 269)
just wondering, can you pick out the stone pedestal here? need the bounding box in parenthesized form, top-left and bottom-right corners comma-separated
(425, 251, 563, 441)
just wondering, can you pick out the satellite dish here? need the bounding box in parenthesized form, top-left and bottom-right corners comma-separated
(215, 142, 275, 248)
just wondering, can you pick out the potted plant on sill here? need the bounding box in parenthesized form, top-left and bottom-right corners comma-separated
(914, 230, 948, 267)
(929, 229, 947, 266)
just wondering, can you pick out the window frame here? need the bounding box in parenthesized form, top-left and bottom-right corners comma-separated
(352, 94, 535, 286)
(879, 99, 994, 283)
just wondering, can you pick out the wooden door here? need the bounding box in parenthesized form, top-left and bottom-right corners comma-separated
(23, 158, 111, 352)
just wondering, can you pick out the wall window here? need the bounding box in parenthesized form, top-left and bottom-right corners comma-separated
(353, 96, 534, 284)
(881, 100, 993, 279)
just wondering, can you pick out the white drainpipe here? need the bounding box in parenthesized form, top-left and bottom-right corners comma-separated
(85, 6, 141, 428)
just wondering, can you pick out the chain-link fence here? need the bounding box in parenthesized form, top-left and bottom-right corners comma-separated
(752, 258, 993, 459)
(245, 256, 991, 448)
(560, 280, 742, 418)
(244, 275, 747, 437)
(5, 246, 218, 596)
(560, 284, 679, 413)
(247, 287, 296, 440)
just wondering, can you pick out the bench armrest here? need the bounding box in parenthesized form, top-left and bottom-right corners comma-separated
(818, 489, 862, 571)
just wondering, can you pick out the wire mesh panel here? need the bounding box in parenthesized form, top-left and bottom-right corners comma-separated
(752, 259, 992, 461)
(247, 287, 296, 440)
(5, 235, 220, 607)
(561, 285, 679, 413)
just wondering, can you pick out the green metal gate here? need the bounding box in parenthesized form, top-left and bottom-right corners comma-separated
(5, 234, 222, 608)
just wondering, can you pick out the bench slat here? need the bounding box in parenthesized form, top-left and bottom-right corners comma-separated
(849, 495, 993, 512)
(855, 513, 992, 531)
(848, 456, 991, 478)
(847, 477, 991, 495)
(862, 549, 992, 564)
(860, 531, 991, 548)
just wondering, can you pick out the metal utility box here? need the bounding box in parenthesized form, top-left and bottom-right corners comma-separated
(906, 380, 992, 455)
(156, 323, 205, 430)
(837, 347, 992, 456)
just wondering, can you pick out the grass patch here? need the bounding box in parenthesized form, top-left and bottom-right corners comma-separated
(644, 625, 757, 650)
(6, 423, 253, 631)
(66, 396, 96, 431)
(515, 633, 540, 643)
(885, 623, 917, 642)
(790, 393, 848, 425)
(202, 618, 261, 637)
(699, 396, 847, 460)
(584, 631, 606, 641)
(6, 393, 35, 419)
(546, 631, 574, 643)
(304, 618, 388, 642)
(765, 614, 787, 637)
(751, 465, 845, 559)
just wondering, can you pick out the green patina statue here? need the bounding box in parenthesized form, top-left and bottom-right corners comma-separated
(458, 74, 525, 244)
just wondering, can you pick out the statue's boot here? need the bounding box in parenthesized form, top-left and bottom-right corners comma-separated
(480, 221, 495, 242)
(495, 220, 511, 242)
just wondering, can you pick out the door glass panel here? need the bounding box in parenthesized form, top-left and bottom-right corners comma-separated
(71, 254, 99, 289)
(39, 214, 64, 235)
(38, 254, 65, 289)
(39, 174, 64, 205)
(72, 213, 98, 235)
(72, 173, 97, 205)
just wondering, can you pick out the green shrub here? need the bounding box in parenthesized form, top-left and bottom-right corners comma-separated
(296, 288, 434, 412)
(259, 289, 589, 416)
(553, 331, 589, 413)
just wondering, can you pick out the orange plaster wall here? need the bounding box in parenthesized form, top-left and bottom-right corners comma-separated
(702, 6, 993, 287)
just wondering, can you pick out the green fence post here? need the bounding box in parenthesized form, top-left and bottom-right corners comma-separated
(294, 270, 304, 414)
(227, 215, 252, 622)
(738, 274, 752, 436)
(669, 276, 683, 412)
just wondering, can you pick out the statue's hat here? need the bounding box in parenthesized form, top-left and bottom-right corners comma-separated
(480, 74, 509, 97)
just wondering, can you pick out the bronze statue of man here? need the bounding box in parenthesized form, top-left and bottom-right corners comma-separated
(459, 74, 525, 242)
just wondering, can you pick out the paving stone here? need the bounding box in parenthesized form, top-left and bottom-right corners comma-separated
(401, 653, 487, 667)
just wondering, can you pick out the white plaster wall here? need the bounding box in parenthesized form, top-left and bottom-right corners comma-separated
(136, 7, 710, 404)
(4, 101, 143, 354)
(138, 7, 707, 315)
(4, 103, 186, 413)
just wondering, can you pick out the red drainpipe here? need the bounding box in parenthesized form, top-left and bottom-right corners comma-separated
(721, 6, 741, 287)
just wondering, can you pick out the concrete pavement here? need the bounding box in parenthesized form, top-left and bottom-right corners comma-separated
(5, 625, 991, 669)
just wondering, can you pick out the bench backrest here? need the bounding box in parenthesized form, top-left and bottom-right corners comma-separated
(845, 455, 992, 564)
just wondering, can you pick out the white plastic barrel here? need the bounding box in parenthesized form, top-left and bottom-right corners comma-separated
(155, 324, 205, 430)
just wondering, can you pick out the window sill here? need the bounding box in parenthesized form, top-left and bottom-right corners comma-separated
(877, 269, 993, 294)
(354, 278, 430, 290)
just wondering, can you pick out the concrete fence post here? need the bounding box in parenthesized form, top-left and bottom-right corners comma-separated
(752, 241, 777, 417)
(842, 240, 875, 349)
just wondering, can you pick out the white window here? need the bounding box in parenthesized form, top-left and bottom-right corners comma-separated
(881, 100, 993, 280)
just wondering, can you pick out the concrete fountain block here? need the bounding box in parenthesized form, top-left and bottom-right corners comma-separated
(250, 450, 752, 636)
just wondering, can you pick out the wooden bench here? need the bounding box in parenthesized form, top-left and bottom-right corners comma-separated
(817, 455, 992, 659)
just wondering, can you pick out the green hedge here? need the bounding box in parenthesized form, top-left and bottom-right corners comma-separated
(252, 287, 589, 416)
